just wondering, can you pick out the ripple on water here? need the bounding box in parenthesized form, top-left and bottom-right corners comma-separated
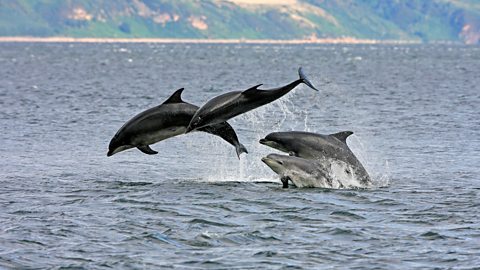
(143, 230, 186, 248)
(329, 210, 366, 220)
(326, 227, 365, 237)
(188, 218, 240, 228)
(419, 231, 449, 240)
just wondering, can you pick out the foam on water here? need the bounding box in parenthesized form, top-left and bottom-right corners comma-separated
(349, 134, 391, 188)
(326, 158, 368, 188)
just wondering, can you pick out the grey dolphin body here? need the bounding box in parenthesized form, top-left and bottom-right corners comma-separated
(259, 131, 371, 185)
(185, 67, 318, 133)
(261, 154, 333, 188)
(107, 88, 248, 158)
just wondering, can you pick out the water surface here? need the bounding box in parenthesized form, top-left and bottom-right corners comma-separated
(0, 43, 479, 269)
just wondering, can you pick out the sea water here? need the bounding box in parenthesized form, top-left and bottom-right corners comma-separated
(1, 43, 479, 269)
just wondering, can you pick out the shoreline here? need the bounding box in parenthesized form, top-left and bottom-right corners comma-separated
(0, 36, 423, 44)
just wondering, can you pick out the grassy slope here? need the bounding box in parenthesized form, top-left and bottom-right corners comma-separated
(0, 0, 478, 43)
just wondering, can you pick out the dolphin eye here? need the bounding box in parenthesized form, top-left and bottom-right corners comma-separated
(278, 161, 284, 165)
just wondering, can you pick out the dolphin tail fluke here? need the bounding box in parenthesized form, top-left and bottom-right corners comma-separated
(235, 143, 249, 159)
(298, 67, 319, 91)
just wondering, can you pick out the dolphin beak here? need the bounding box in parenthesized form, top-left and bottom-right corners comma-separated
(261, 157, 270, 163)
(259, 138, 267, 145)
(107, 150, 113, 157)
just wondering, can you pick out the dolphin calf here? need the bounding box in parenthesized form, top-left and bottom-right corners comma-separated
(259, 131, 371, 185)
(262, 153, 368, 188)
(262, 154, 332, 188)
(185, 67, 318, 133)
(107, 88, 248, 158)
(262, 154, 331, 188)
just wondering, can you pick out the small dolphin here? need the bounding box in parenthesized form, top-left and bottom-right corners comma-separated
(259, 131, 371, 185)
(261, 154, 333, 188)
(262, 153, 369, 189)
(185, 67, 318, 133)
(107, 88, 248, 158)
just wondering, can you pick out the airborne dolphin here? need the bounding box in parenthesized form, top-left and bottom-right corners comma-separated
(259, 131, 371, 185)
(185, 67, 318, 133)
(107, 88, 248, 158)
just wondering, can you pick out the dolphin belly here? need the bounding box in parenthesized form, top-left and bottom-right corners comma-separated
(287, 170, 331, 188)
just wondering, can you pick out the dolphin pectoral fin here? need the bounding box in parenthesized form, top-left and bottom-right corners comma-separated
(137, 145, 158, 155)
(298, 67, 319, 91)
(242, 84, 263, 96)
(281, 176, 289, 188)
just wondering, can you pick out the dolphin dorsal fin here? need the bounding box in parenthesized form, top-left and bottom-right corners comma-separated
(242, 84, 263, 96)
(162, 88, 185, 104)
(331, 131, 353, 144)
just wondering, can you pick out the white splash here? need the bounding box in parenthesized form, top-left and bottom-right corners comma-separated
(348, 134, 391, 188)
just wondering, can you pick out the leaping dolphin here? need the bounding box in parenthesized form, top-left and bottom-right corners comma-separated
(185, 67, 318, 133)
(259, 131, 371, 185)
(107, 88, 248, 158)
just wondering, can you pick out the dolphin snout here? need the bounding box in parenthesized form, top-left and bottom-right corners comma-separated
(259, 138, 267, 145)
(261, 156, 274, 164)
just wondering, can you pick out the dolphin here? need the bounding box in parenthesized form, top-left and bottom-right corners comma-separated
(185, 67, 318, 133)
(107, 88, 248, 158)
(262, 153, 369, 189)
(259, 131, 371, 185)
(261, 154, 333, 188)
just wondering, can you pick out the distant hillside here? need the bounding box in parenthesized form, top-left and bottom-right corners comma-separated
(0, 0, 479, 44)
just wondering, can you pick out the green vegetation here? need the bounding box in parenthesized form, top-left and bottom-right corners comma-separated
(0, 0, 478, 43)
